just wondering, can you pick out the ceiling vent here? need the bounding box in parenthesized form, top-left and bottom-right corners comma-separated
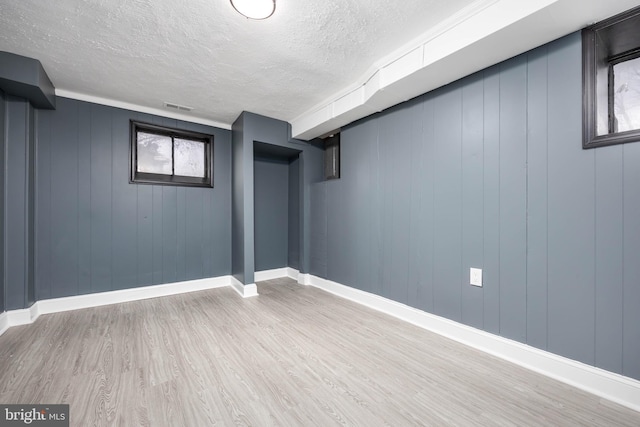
(163, 102, 193, 112)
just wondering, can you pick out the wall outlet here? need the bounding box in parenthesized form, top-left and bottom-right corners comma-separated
(470, 268, 482, 287)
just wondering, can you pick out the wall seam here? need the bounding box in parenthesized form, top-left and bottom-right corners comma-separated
(621, 144, 625, 374)
(525, 53, 530, 344)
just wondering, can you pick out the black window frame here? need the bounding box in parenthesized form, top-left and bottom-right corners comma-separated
(582, 5, 640, 149)
(130, 120, 213, 188)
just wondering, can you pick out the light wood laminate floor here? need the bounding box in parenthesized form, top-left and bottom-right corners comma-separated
(1, 278, 639, 426)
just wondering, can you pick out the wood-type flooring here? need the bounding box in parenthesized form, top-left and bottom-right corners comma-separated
(1, 278, 639, 426)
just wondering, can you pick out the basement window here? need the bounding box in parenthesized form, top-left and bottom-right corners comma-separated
(583, 6, 640, 148)
(130, 121, 213, 187)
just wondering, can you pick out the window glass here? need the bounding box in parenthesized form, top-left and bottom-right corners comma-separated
(137, 132, 172, 175)
(174, 138, 205, 178)
(613, 56, 640, 132)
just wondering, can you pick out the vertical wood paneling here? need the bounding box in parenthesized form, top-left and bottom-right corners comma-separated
(211, 130, 232, 277)
(417, 99, 435, 313)
(254, 157, 289, 271)
(498, 57, 528, 342)
(377, 112, 395, 301)
(77, 104, 92, 294)
(369, 120, 384, 298)
(326, 178, 347, 283)
(34, 99, 231, 299)
(0, 91, 4, 312)
(176, 187, 187, 281)
(309, 183, 327, 278)
(137, 184, 153, 286)
(185, 189, 204, 281)
(594, 145, 624, 373)
(287, 157, 300, 271)
(326, 143, 350, 286)
(50, 98, 79, 298)
(5, 98, 28, 309)
(546, 34, 596, 366)
(622, 142, 640, 379)
(111, 109, 137, 290)
(35, 106, 52, 300)
(162, 186, 178, 284)
(526, 47, 549, 350)
(380, 105, 414, 304)
(90, 104, 113, 293)
(318, 31, 638, 380)
(482, 67, 501, 335)
(151, 185, 163, 285)
(136, 113, 154, 285)
(461, 75, 485, 329)
(201, 184, 214, 277)
(433, 86, 463, 321)
(407, 101, 426, 309)
(351, 121, 374, 293)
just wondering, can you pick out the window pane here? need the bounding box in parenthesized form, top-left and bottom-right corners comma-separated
(613, 56, 640, 132)
(174, 138, 205, 178)
(137, 132, 172, 175)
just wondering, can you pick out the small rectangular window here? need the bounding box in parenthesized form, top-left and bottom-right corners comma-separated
(611, 54, 640, 133)
(583, 5, 640, 148)
(130, 121, 213, 187)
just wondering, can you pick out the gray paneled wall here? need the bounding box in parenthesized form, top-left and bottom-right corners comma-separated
(35, 97, 232, 301)
(310, 32, 640, 380)
(231, 112, 323, 286)
(231, 113, 247, 285)
(0, 90, 5, 313)
(288, 156, 300, 270)
(254, 156, 289, 271)
(4, 95, 36, 310)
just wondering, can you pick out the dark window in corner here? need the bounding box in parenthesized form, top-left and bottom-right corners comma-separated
(130, 121, 213, 187)
(583, 6, 640, 148)
(323, 133, 340, 180)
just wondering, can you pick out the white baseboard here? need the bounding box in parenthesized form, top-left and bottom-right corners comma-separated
(3, 268, 638, 412)
(3, 308, 35, 329)
(307, 275, 640, 413)
(36, 276, 231, 318)
(230, 276, 259, 298)
(282, 267, 310, 285)
(1, 276, 232, 333)
(254, 267, 307, 285)
(0, 311, 9, 335)
(255, 268, 290, 282)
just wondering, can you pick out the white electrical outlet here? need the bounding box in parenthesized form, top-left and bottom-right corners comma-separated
(470, 268, 482, 287)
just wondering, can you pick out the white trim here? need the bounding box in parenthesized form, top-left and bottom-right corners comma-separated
(35, 276, 230, 317)
(298, 273, 311, 286)
(255, 268, 290, 282)
(0, 276, 232, 335)
(55, 90, 231, 130)
(230, 276, 259, 298)
(285, 268, 311, 286)
(0, 311, 10, 335)
(286, 267, 299, 281)
(4, 308, 34, 328)
(307, 275, 640, 413)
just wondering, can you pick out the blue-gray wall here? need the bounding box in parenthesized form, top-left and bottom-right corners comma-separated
(288, 156, 300, 270)
(309, 32, 640, 381)
(35, 97, 232, 300)
(254, 156, 289, 271)
(231, 112, 323, 286)
(0, 90, 5, 313)
(3, 94, 36, 310)
(231, 114, 247, 284)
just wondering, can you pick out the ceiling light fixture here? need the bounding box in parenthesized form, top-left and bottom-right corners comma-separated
(230, 0, 276, 20)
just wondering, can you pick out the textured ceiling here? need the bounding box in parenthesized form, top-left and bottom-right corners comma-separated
(0, 0, 474, 127)
(0, 0, 638, 139)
